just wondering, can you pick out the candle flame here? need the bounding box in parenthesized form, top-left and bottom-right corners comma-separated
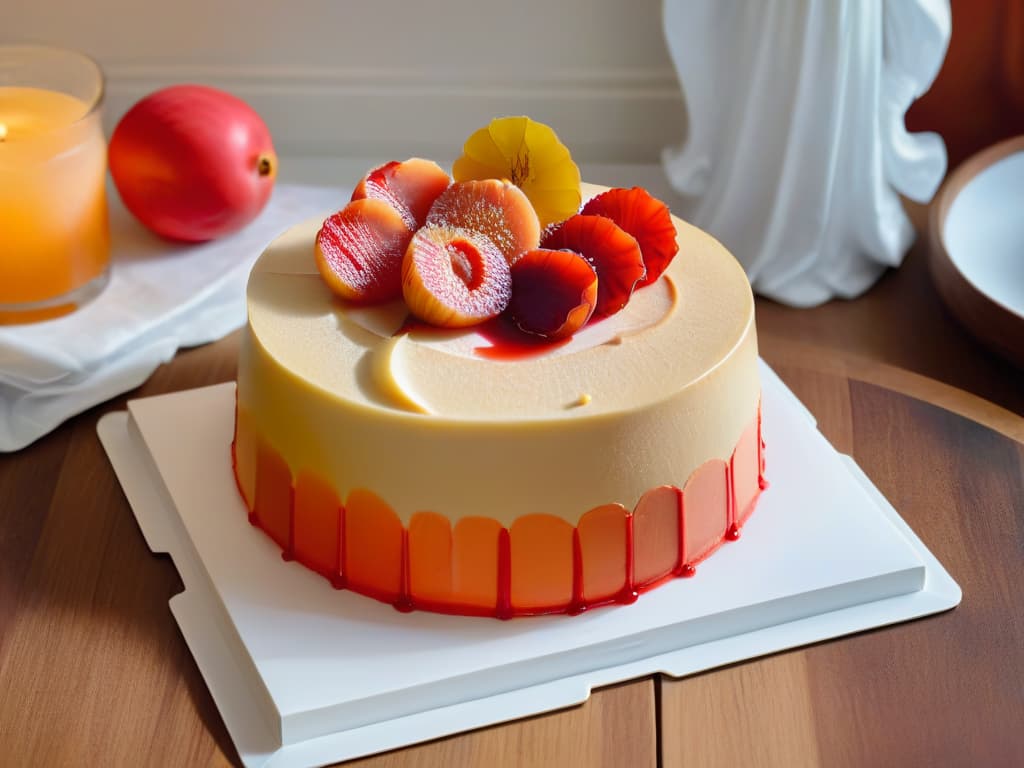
(0, 123, 6, 142)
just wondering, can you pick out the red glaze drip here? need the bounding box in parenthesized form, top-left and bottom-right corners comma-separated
(331, 504, 347, 589)
(568, 527, 586, 615)
(725, 456, 736, 529)
(757, 403, 769, 490)
(281, 485, 296, 562)
(237, 403, 767, 618)
(474, 316, 571, 361)
(234, 436, 257, 527)
(393, 529, 414, 613)
(496, 528, 512, 620)
(671, 486, 688, 577)
(613, 513, 639, 606)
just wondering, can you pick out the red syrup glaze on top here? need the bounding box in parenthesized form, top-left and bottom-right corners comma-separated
(392, 312, 571, 361)
(474, 316, 571, 361)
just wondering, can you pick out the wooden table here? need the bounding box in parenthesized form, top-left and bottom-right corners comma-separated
(1, 212, 1022, 766)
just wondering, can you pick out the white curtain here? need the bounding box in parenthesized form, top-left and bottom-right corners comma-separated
(662, 0, 951, 307)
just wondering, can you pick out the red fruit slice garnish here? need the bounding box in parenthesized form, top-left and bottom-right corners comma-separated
(581, 187, 678, 286)
(402, 225, 512, 328)
(507, 249, 598, 339)
(315, 198, 413, 303)
(426, 179, 540, 264)
(352, 158, 452, 230)
(541, 214, 645, 318)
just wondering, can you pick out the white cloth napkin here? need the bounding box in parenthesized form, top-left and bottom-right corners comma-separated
(0, 183, 346, 452)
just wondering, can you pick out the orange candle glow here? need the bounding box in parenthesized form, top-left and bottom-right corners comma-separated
(0, 46, 109, 324)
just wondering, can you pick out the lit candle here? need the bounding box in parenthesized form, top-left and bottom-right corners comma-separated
(0, 46, 109, 323)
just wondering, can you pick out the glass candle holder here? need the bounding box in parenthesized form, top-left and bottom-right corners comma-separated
(0, 45, 110, 324)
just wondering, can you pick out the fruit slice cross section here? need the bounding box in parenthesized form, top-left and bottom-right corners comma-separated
(315, 198, 413, 303)
(425, 179, 541, 264)
(351, 158, 452, 231)
(402, 225, 512, 328)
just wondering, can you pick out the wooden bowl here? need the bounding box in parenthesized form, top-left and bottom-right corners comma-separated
(928, 135, 1024, 369)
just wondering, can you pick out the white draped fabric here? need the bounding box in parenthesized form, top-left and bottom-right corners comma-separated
(662, 0, 951, 307)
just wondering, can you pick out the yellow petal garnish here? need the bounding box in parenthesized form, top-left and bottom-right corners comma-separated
(453, 116, 582, 228)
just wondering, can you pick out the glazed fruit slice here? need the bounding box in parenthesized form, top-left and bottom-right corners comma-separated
(402, 225, 512, 328)
(351, 158, 452, 231)
(426, 179, 541, 264)
(581, 187, 679, 286)
(541, 215, 645, 318)
(315, 199, 413, 303)
(507, 249, 598, 339)
(453, 116, 582, 228)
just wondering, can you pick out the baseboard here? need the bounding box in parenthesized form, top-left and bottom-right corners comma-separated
(101, 64, 687, 163)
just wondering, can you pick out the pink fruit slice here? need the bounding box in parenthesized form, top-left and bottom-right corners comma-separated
(315, 198, 413, 303)
(507, 249, 598, 339)
(402, 225, 512, 328)
(352, 158, 452, 230)
(426, 179, 541, 264)
(541, 214, 645, 318)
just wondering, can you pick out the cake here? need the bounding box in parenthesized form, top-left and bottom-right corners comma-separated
(232, 120, 765, 619)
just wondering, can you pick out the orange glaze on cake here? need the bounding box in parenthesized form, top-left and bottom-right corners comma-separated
(232, 403, 765, 618)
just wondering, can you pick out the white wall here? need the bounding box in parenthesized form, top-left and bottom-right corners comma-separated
(9, 0, 687, 163)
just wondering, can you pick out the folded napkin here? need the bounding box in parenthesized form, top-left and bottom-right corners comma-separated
(0, 183, 346, 452)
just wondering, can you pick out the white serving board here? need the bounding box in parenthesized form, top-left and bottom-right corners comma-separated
(98, 361, 960, 767)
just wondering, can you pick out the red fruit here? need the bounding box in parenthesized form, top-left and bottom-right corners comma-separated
(109, 84, 276, 242)
(351, 158, 451, 230)
(426, 179, 540, 263)
(507, 249, 598, 339)
(541, 215, 645, 317)
(315, 199, 413, 303)
(402, 226, 511, 328)
(581, 187, 678, 286)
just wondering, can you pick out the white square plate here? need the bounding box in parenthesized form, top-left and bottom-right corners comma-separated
(98, 361, 960, 767)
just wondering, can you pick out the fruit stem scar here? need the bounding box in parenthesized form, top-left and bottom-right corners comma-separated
(257, 153, 276, 178)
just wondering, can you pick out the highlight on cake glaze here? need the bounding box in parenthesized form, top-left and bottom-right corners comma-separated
(233, 404, 765, 618)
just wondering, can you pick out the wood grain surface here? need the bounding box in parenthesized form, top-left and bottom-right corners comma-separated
(1, 228, 1022, 766)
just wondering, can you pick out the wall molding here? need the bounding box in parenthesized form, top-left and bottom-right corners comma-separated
(101, 63, 688, 163)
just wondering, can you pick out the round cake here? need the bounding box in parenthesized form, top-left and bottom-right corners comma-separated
(232, 183, 764, 618)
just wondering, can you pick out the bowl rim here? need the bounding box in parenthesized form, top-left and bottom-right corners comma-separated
(927, 134, 1024, 369)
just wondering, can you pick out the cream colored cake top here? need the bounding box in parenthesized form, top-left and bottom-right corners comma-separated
(247, 185, 754, 424)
